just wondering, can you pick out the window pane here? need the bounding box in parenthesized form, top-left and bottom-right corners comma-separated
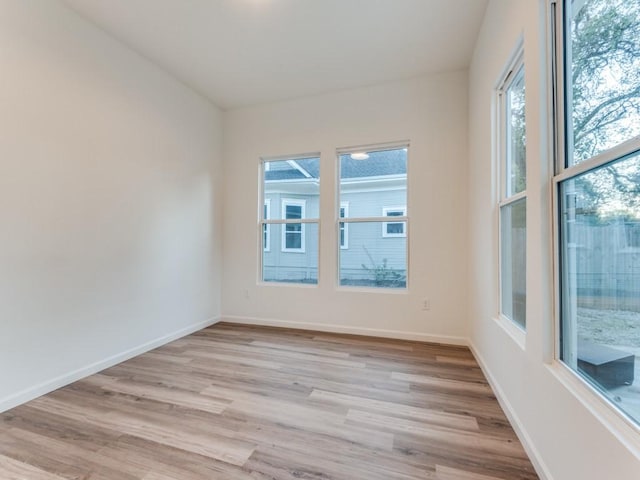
(500, 198, 526, 328)
(263, 223, 318, 284)
(339, 147, 408, 288)
(285, 205, 302, 220)
(339, 221, 406, 288)
(262, 156, 319, 284)
(264, 157, 319, 218)
(560, 152, 640, 425)
(567, 0, 640, 166)
(506, 66, 526, 195)
(386, 222, 405, 235)
(285, 224, 302, 250)
(339, 148, 407, 213)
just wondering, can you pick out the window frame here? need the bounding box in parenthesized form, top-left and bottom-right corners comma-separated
(550, 0, 640, 435)
(259, 154, 320, 286)
(382, 206, 407, 238)
(263, 199, 271, 252)
(281, 198, 306, 253)
(336, 141, 410, 290)
(496, 41, 527, 332)
(339, 202, 349, 249)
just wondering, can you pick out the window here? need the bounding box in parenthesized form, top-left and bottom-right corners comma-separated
(554, 0, 640, 426)
(281, 199, 306, 252)
(260, 156, 320, 284)
(497, 46, 526, 329)
(338, 144, 408, 288)
(263, 200, 270, 252)
(340, 202, 349, 249)
(382, 206, 407, 237)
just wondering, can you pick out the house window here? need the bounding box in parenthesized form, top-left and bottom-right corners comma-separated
(382, 206, 407, 237)
(554, 0, 640, 426)
(340, 202, 349, 249)
(338, 144, 408, 289)
(497, 45, 526, 330)
(281, 199, 306, 252)
(263, 200, 270, 252)
(261, 156, 320, 284)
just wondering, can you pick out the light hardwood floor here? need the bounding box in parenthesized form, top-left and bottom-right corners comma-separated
(0, 323, 539, 480)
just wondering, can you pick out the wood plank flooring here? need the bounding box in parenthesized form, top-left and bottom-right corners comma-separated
(0, 323, 539, 480)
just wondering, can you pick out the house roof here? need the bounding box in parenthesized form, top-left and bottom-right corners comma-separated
(265, 149, 407, 181)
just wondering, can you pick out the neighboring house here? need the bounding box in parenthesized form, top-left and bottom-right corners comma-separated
(263, 149, 407, 286)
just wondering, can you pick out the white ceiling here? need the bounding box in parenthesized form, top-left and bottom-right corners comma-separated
(62, 0, 488, 110)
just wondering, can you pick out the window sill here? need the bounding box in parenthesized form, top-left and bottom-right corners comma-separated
(337, 285, 408, 295)
(258, 281, 318, 288)
(546, 360, 640, 457)
(493, 315, 526, 351)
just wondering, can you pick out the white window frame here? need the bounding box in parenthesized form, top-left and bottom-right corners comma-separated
(550, 0, 640, 439)
(496, 41, 527, 332)
(263, 199, 271, 252)
(336, 141, 410, 290)
(339, 202, 349, 249)
(281, 198, 306, 253)
(382, 206, 407, 238)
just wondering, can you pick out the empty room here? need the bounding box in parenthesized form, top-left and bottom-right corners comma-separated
(1, 0, 639, 479)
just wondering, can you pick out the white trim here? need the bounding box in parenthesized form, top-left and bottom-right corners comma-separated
(221, 315, 466, 345)
(339, 202, 349, 249)
(340, 216, 409, 224)
(554, 137, 640, 183)
(498, 189, 527, 208)
(0, 316, 221, 414)
(336, 140, 410, 156)
(336, 143, 410, 290)
(551, 0, 640, 430)
(264, 218, 318, 225)
(260, 152, 321, 162)
(263, 199, 271, 252)
(496, 40, 528, 332)
(469, 340, 555, 480)
(281, 198, 306, 252)
(546, 361, 640, 457)
(494, 315, 526, 350)
(382, 206, 407, 238)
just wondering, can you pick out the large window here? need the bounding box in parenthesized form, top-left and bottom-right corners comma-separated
(260, 156, 320, 284)
(555, 0, 640, 426)
(338, 144, 408, 289)
(498, 47, 527, 329)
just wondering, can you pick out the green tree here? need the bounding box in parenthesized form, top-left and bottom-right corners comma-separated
(570, 0, 640, 219)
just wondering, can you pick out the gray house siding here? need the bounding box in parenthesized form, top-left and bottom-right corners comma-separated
(263, 188, 406, 284)
(339, 189, 406, 283)
(263, 192, 319, 283)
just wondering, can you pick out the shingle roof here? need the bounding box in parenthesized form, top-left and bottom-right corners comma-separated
(340, 149, 407, 179)
(265, 149, 406, 181)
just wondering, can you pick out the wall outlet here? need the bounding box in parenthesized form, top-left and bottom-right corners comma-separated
(243, 289, 250, 299)
(421, 298, 430, 311)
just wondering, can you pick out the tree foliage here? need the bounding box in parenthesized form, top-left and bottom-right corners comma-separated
(570, 0, 640, 218)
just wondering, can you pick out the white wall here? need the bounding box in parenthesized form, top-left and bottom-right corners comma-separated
(222, 73, 469, 342)
(468, 1, 640, 479)
(0, 0, 223, 411)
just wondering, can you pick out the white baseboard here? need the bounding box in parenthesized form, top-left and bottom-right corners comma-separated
(0, 316, 220, 414)
(221, 315, 467, 346)
(468, 340, 554, 480)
